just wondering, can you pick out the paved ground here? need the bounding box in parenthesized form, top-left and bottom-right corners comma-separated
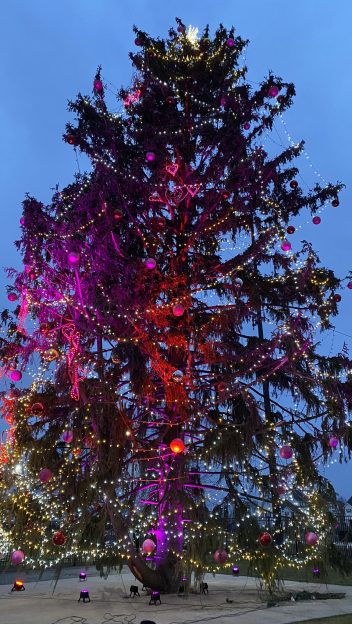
(1, 567, 352, 624)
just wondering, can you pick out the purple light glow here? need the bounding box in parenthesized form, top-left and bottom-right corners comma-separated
(146, 151, 155, 162)
(67, 251, 80, 265)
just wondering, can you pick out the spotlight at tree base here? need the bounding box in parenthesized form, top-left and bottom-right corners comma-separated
(78, 589, 90, 602)
(11, 550, 25, 565)
(259, 532, 272, 547)
(149, 590, 161, 605)
(145, 258, 157, 270)
(7, 293, 18, 302)
(305, 532, 318, 546)
(31, 402, 44, 417)
(232, 565, 240, 575)
(52, 531, 66, 546)
(172, 303, 185, 317)
(10, 370, 22, 382)
(79, 571, 87, 581)
(313, 567, 320, 577)
(214, 549, 228, 564)
(67, 251, 80, 265)
(279, 445, 293, 460)
(169, 438, 185, 454)
(280, 240, 291, 252)
(43, 348, 59, 361)
(328, 436, 339, 449)
(142, 539, 156, 555)
(39, 468, 52, 483)
(146, 151, 156, 162)
(11, 580, 25, 592)
(172, 369, 184, 383)
(268, 85, 279, 97)
(62, 430, 74, 443)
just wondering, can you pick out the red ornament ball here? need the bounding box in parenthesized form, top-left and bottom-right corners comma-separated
(305, 531, 318, 546)
(290, 180, 298, 189)
(11, 370, 22, 382)
(7, 293, 18, 302)
(134, 37, 142, 46)
(347, 281, 352, 289)
(142, 538, 155, 554)
(65, 134, 76, 145)
(334, 294, 341, 302)
(286, 225, 295, 235)
(113, 209, 123, 221)
(52, 531, 66, 546)
(166, 96, 175, 105)
(279, 445, 293, 460)
(214, 549, 228, 564)
(312, 216, 321, 225)
(172, 303, 185, 317)
(93, 79, 103, 92)
(259, 532, 272, 547)
(268, 85, 279, 97)
(11, 550, 25, 565)
(31, 402, 44, 417)
(170, 438, 185, 454)
(39, 468, 52, 483)
(332, 199, 339, 207)
(244, 122, 250, 130)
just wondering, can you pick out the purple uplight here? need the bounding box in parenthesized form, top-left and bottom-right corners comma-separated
(79, 571, 87, 581)
(232, 565, 240, 575)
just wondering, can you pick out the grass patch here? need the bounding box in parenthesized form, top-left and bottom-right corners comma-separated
(292, 615, 352, 624)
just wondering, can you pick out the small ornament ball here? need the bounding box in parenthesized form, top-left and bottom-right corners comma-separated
(290, 180, 298, 189)
(62, 430, 74, 444)
(279, 445, 293, 460)
(172, 370, 184, 383)
(333, 294, 341, 302)
(146, 151, 156, 162)
(31, 402, 44, 417)
(226, 38, 235, 47)
(145, 258, 157, 270)
(52, 531, 66, 546)
(93, 79, 103, 92)
(11, 550, 25, 565)
(134, 37, 142, 46)
(286, 225, 295, 235)
(68, 251, 80, 265)
(329, 436, 339, 449)
(11, 370, 22, 382)
(7, 293, 18, 302)
(170, 438, 185, 454)
(172, 303, 185, 317)
(332, 199, 339, 207)
(281, 240, 291, 252)
(214, 549, 228, 564)
(177, 25, 185, 33)
(305, 531, 318, 546)
(312, 216, 321, 225)
(268, 85, 279, 97)
(244, 122, 250, 130)
(347, 281, 352, 289)
(142, 539, 155, 554)
(259, 532, 272, 547)
(39, 468, 52, 483)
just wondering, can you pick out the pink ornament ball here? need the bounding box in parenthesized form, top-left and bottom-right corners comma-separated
(329, 436, 339, 449)
(145, 258, 157, 270)
(11, 550, 25, 565)
(11, 370, 22, 382)
(172, 303, 185, 317)
(62, 430, 74, 444)
(312, 216, 321, 225)
(146, 151, 155, 162)
(20, 217, 25, 225)
(177, 25, 185, 33)
(268, 85, 279, 97)
(67, 251, 80, 265)
(39, 468, 53, 483)
(7, 293, 18, 302)
(281, 240, 291, 252)
(142, 539, 156, 554)
(305, 531, 318, 546)
(279, 445, 293, 460)
(226, 38, 235, 47)
(135, 37, 142, 46)
(244, 122, 250, 130)
(347, 281, 352, 289)
(94, 79, 103, 92)
(214, 549, 228, 564)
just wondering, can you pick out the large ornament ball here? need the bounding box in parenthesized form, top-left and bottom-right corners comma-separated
(214, 549, 228, 564)
(31, 402, 44, 417)
(93, 79, 103, 92)
(259, 532, 272, 547)
(7, 293, 18, 302)
(268, 85, 279, 97)
(312, 216, 321, 225)
(290, 180, 298, 189)
(305, 531, 318, 546)
(39, 468, 52, 483)
(145, 258, 157, 270)
(232, 565, 240, 575)
(52, 531, 66, 546)
(170, 438, 185, 454)
(146, 151, 156, 162)
(286, 226, 295, 235)
(142, 539, 156, 554)
(172, 303, 185, 317)
(226, 38, 235, 47)
(11, 370, 22, 382)
(279, 445, 293, 460)
(11, 550, 25, 565)
(62, 430, 74, 444)
(332, 199, 339, 207)
(281, 240, 291, 252)
(44, 348, 59, 362)
(172, 369, 184, 383)
(67, 251, 80, 265)
(329, 436, 339, 449)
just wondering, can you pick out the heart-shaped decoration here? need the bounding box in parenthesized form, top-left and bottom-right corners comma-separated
(165, 187, 188, 205)
(149, 191, 164, 203)
(186, 184, 201, 197)
(165, 163, 179, 177)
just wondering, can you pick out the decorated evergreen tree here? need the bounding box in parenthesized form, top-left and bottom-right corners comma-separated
(0, 20, 351, 593)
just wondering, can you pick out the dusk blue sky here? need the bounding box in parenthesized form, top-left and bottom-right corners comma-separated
(1, 1, 351, 495)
